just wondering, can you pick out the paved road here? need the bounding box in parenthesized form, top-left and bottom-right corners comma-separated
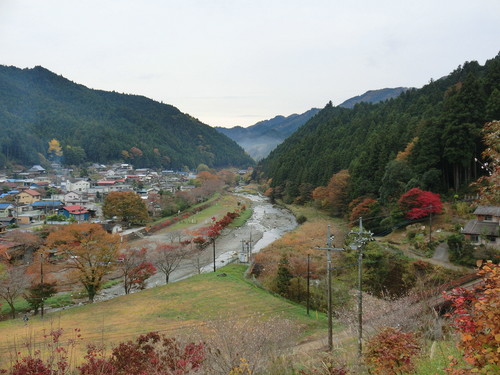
(433, 242, 450, 263)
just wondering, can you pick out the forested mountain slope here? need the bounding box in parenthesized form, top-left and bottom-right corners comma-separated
(0, 65, 254, 169)
(259, 54, 500, 202)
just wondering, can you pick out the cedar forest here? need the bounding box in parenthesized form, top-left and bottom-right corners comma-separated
(258, 54, 500, 221)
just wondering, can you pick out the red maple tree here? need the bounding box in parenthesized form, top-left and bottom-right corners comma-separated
(398, 188, 442, 219)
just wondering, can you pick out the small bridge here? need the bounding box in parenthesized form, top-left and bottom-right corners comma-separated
(414, 272, 483, 313)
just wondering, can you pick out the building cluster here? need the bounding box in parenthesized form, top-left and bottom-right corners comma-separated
(0, 163, 199, 231)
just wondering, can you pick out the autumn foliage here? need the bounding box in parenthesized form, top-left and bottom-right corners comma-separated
(312, 169, 350, 216)
(348, 197, 379, 224)
(1, 329, 205, 375)
(398, 188, 442, 219)
(117, 247, 155, 294)
(102, 191, 149, 226)
(364, 327, 420, 375)
(445, 261, 500, 374)
(45, 223, 121, 302)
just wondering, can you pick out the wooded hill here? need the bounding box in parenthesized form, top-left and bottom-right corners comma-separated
(0, 65, 254, 169)
(259, 53, 500, 202)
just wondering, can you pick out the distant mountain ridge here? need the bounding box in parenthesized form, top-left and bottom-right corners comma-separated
(338, 87, 409, 108)
(217, 87, 408, 160)
(0, 65, 254, 169)
(216, 108, 320, 161)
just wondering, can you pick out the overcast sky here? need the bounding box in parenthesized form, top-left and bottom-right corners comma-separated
(1, 0, 499, 128)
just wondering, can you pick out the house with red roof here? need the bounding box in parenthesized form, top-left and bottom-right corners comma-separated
(61, 205, 90, 221)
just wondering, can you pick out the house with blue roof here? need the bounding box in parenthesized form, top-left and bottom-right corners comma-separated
(0, 202, 15, 217)
(31, 200, 64, 211)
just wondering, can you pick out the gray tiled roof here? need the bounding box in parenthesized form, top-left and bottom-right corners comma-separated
(463, 219, 499, 236)
(473, 206, 500, 217)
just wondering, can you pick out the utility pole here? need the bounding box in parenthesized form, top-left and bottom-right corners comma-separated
(212, 239, 216, 272)
(306, 254, 310, 316)
(429, 204, 433, 243)
(314, 224, 344, 351)
(349, 217, 373, 359)
(40, 251, 45, 318)
(241, 239, 246, 262)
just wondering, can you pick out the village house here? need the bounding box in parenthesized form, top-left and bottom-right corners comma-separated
(0, 217, 16, 227)
(64, 191, 86, 204)
(51, 191, 88, 205)
(61, 205, 90, 221)
(0, 202, 15, 217)
(16, 211, 44, 225)
(31, 200, 64, 212)
(27, 165, 46, 175)
(65, 179, 91, 193)
(15, 189, 41, 205)
(463, 205, 500, 248)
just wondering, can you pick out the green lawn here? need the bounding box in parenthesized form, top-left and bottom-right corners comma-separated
(168, 194, 250, 231)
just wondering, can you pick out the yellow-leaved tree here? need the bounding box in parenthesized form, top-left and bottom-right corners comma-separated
(46, 223, 121, 302)
(47, 138, 63, 159)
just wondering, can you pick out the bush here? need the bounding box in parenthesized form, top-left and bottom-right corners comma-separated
(364, 327, 420, 374)
(447, 233, 475, 266)
(296, 215, 307, 224)
(46, 213, 67, 222)
(2, 329, 206, 375)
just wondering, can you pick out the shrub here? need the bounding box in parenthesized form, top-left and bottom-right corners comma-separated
(2, 329, 205, 375)
(445, 262, 500, 374)
(364, 327, 420, 374)
(296, 215, 307, 224)
(447, 233, 475, 266)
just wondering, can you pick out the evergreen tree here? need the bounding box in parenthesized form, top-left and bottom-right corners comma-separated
(275, 255, 293, 297)
(23, 282, 57, 315)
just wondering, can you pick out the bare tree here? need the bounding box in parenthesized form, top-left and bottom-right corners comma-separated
(153, 243, 186, 284)
(189, 245, 206, 275)
(165, 229, 182, 244)
(3, 229, 42, 263)
(0, 266, 32, 319)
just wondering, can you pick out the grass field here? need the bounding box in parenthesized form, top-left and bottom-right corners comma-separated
(0, 264, 328, 365)
(165, 193, 250, 231)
